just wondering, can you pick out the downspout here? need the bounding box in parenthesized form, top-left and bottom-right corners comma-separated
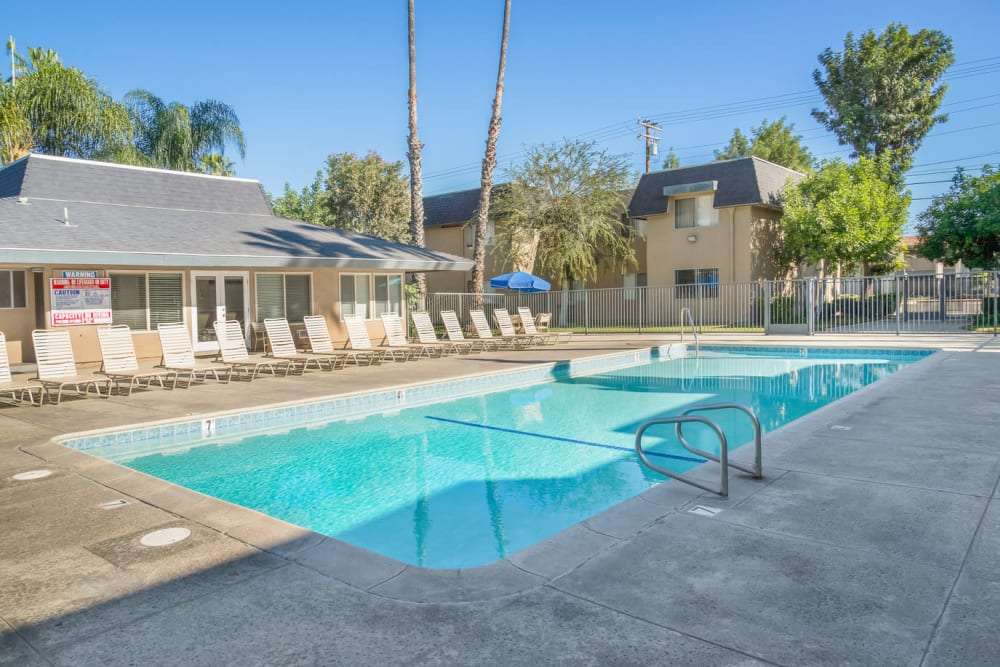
(730, 208, 736, 282)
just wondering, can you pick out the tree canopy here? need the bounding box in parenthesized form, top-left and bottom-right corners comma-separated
(811, 23, 954, 178)
(778, 156, 909, 274)
(916, 166, 1000, 269)
(715, 117, 814, 172)
(0, 46, 131, 163)
(271, 171, 329, 225)
(662, 146, 680, 170)
(124, 89, 245, 172)
(322, 151, 410, 242)
(496, 139, 636, 287)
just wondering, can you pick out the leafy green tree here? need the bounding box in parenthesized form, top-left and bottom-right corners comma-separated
(716, 117, 813, 172)
(271, 170, 329, 224)
(321, 151, 410, 242)
(778, 156, 909, 274)
(497, 139, 636, 291)
(812, 23, 954, 178)
(198, 153, 234, 176)
(714, 128, 750, 161)
(916, 166, 1000, 269)
(662, 146, 680, 169)
(1, 45, 131, 163)
(124, 89, 245, 172)
(471, 0, 512, 296)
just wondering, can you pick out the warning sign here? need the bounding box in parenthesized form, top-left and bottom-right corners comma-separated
(51, 277, 112, 326)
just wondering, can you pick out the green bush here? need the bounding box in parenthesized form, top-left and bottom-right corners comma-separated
(770, 296, 805, 324)
(865, 293, 897, 317)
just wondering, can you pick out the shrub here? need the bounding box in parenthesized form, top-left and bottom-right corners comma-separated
(770, 296, 805, 324)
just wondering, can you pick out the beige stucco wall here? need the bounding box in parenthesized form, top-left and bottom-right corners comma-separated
(424, 226, 467, 293)
(0, 264, 408, 364)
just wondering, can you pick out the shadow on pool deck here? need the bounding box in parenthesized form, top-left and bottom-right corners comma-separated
(2, 333, 1000, 665)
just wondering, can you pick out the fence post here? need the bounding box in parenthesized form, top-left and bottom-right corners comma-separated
(895, 275, 901, 336)
(994, 271, 998, 337)
(638, 287, 644, 334)
(763, 281, 772, 333)
(697, 285, 703, 333)
(807, 278, 816, 335)
(584, 291, 590, 335)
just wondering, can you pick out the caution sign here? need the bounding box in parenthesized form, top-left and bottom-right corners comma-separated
(51, 277, 112, 326)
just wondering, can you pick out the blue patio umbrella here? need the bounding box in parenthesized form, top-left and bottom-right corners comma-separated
(489, 271, 551, 293)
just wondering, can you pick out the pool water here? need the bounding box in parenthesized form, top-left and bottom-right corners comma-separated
(110, 347, 927, 568)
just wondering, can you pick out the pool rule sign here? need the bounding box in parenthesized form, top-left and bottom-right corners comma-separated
(50, 271, 112, 326)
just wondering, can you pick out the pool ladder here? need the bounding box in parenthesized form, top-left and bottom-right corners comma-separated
(679, 307, 699, 354)
(634, 403, 762, 497)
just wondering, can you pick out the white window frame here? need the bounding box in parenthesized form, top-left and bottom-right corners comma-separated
(255, 272, 313, 322)
(110, 271, 184, 331)
(373, 273, 403, 317)
(674, 194, 719, 229)
(464, 221, 495, 248)
(340, 272, 405, 320)
(0, 269, 27, 309)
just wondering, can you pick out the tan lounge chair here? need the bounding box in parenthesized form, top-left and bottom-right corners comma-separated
(213, 320, 292, 380)
(157, 322, 232, 385)
(264, 318, 344, 371)
(0, 331, 42, 406)
(31, 329, 111, 404)
(534, 312, 573, 343)
(379, 313, 440, 359)
(412, 312, 473, 355)
(493, 308, 535, 348)
(440, 310, 490, 352)
(98, 325, 179, 395)
(302, 316, 376, 367)
(344, 315, 400, 362)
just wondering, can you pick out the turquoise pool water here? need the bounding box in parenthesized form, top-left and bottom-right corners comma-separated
(102, 347, 929, 568)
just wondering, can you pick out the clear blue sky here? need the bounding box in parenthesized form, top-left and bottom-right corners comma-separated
(6, 0, 999, 225)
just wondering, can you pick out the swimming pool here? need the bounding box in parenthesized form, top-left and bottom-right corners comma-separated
(69, 346, 930, 568)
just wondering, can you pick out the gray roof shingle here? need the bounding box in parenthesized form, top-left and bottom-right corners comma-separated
(628, 157, 804, 217)
(0, 155, 472, 271)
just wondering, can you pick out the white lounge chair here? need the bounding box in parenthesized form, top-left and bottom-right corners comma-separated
(470, 309, 526, 350)
(31, 329, 111, 404)
(412, 312, 473, 355)
(529, 310, 573, 343)
(440, 310, 490, 352)
(493, 308, 535, 348)
(157, 322, 232, 385)
(98, 325, 179, 395)
(264, 318, 344, 371)
(213, 320, 292, 380)
(344, 315, 400, 361)
(302, 316, 376, 367)
(517, 307, 569, 344)
(0, 331, 42, 406)
(379, 313, 440, 359)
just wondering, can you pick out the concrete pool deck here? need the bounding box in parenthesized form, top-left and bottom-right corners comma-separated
(1, 333, 998, 665)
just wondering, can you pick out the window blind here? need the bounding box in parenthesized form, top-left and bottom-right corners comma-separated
(148, 273, 183, 329)
(284, 275, 311, 321)
(111, 274, 147, 330)
(256, 274, 285, 320)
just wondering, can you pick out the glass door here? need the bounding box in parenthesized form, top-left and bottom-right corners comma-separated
(190, 272, 249, 352)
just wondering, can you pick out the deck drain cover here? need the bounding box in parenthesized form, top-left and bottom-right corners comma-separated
(99, 499, 129, 510)
(140, 527, 191, 547)
(12, 469, 53, 481)
(688, 505, 722, 517)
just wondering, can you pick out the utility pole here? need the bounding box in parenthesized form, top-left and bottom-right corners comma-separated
(637, 119, 662, 173)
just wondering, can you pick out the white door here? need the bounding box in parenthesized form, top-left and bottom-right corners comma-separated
(190, 272, 250, 352)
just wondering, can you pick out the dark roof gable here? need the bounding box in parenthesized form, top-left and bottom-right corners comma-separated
(0, 154, 272, 215)
(628, 157, 804, 218)
(423, 187, 482, 227)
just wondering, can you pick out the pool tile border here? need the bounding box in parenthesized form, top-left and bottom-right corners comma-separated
(59, 343, 689, 461)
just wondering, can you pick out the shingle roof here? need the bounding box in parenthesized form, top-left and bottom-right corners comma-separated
(422, 184, 509, 227)
(628, 157, 804, 218)
(0, 155, 473, 271)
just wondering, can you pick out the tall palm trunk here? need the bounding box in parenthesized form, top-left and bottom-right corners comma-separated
(406, 0, 427, 306)
(471, 0, 512, 300)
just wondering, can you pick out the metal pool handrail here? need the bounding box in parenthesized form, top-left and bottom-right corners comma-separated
(635, 415, 729, 497)
(677, 403, 762, 479)
(679, 307, 699, 353)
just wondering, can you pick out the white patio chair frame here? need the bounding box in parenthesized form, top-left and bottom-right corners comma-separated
(0, 331, 42, 406)
(301, 316, 375, 367)
(213, 320, 292, 381)
(98, 325, 179, 395)
(411, 312, 473, 355)
(264, 318, 343, 371)
(31, 329, 111, 404)
(379, 313, 440, 359)
(157, 322, 232, 386)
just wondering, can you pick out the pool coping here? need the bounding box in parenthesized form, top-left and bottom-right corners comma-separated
(20, 343, 942, 603)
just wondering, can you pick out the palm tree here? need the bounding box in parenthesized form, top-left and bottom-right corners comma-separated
(124, 89, 246, 172)
(2, 45, 131, 162)
(197, 153, 235, 176)
(470, 0, 512, 296)
(406, 0, 428, 304)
